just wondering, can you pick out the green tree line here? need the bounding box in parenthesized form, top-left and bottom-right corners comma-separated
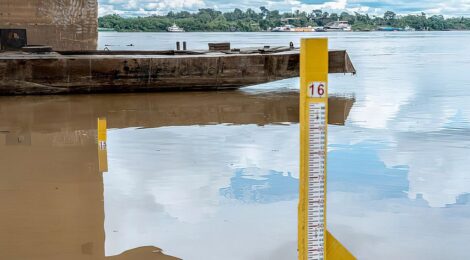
(98, 8, 470, 32)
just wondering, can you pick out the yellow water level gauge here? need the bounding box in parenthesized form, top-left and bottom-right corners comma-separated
(298, 38, 355, 260)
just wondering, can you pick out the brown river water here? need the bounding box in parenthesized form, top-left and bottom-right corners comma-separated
(2, 31, 470, 260)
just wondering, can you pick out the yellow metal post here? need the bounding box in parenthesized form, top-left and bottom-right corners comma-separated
(299, 37, 329, 260)
(98, 117, 108, 173)
(298, 38, 355, 260)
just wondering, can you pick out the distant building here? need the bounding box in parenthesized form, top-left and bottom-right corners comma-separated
(0, 0, 98, 51)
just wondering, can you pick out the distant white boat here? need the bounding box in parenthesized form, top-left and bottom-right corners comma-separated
(323, 21, 352, 32)
(167, 23, 185, 32)
(271, 24, 296, 32)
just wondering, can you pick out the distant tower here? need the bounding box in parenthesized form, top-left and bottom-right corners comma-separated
(0, 0, 98, 51)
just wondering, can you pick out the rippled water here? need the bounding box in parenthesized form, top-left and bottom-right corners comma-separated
(1, 31, 470, 260)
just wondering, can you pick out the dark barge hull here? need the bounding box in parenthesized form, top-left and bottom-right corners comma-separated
(0, 49, 355, 95)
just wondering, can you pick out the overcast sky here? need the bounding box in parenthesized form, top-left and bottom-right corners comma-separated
(98, 0, 470, 17)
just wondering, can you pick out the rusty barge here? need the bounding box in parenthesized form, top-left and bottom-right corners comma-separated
(0, 47, 355, 95)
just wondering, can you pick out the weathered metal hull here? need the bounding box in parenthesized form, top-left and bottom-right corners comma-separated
(0, 50, 355, 95)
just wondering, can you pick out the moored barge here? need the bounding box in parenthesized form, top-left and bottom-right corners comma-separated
(0, 47, 355, 95)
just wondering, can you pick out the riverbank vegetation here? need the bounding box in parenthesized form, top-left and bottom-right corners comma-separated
(98, 8, 470, 32)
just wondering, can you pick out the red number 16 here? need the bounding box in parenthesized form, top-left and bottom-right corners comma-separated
(309, 83, 325, 97)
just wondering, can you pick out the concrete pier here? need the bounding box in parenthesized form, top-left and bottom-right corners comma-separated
(0, 0, 98, 51)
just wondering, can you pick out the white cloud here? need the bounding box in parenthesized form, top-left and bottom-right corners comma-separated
(99, 0, 206, 16)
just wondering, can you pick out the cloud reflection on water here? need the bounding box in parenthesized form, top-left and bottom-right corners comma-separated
(104, 125, 299, 259)
(104, 120, 470, 259)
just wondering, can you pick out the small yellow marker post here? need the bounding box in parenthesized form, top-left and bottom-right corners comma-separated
(98, 117, 108, 173)
(298, 38, 355, 260)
